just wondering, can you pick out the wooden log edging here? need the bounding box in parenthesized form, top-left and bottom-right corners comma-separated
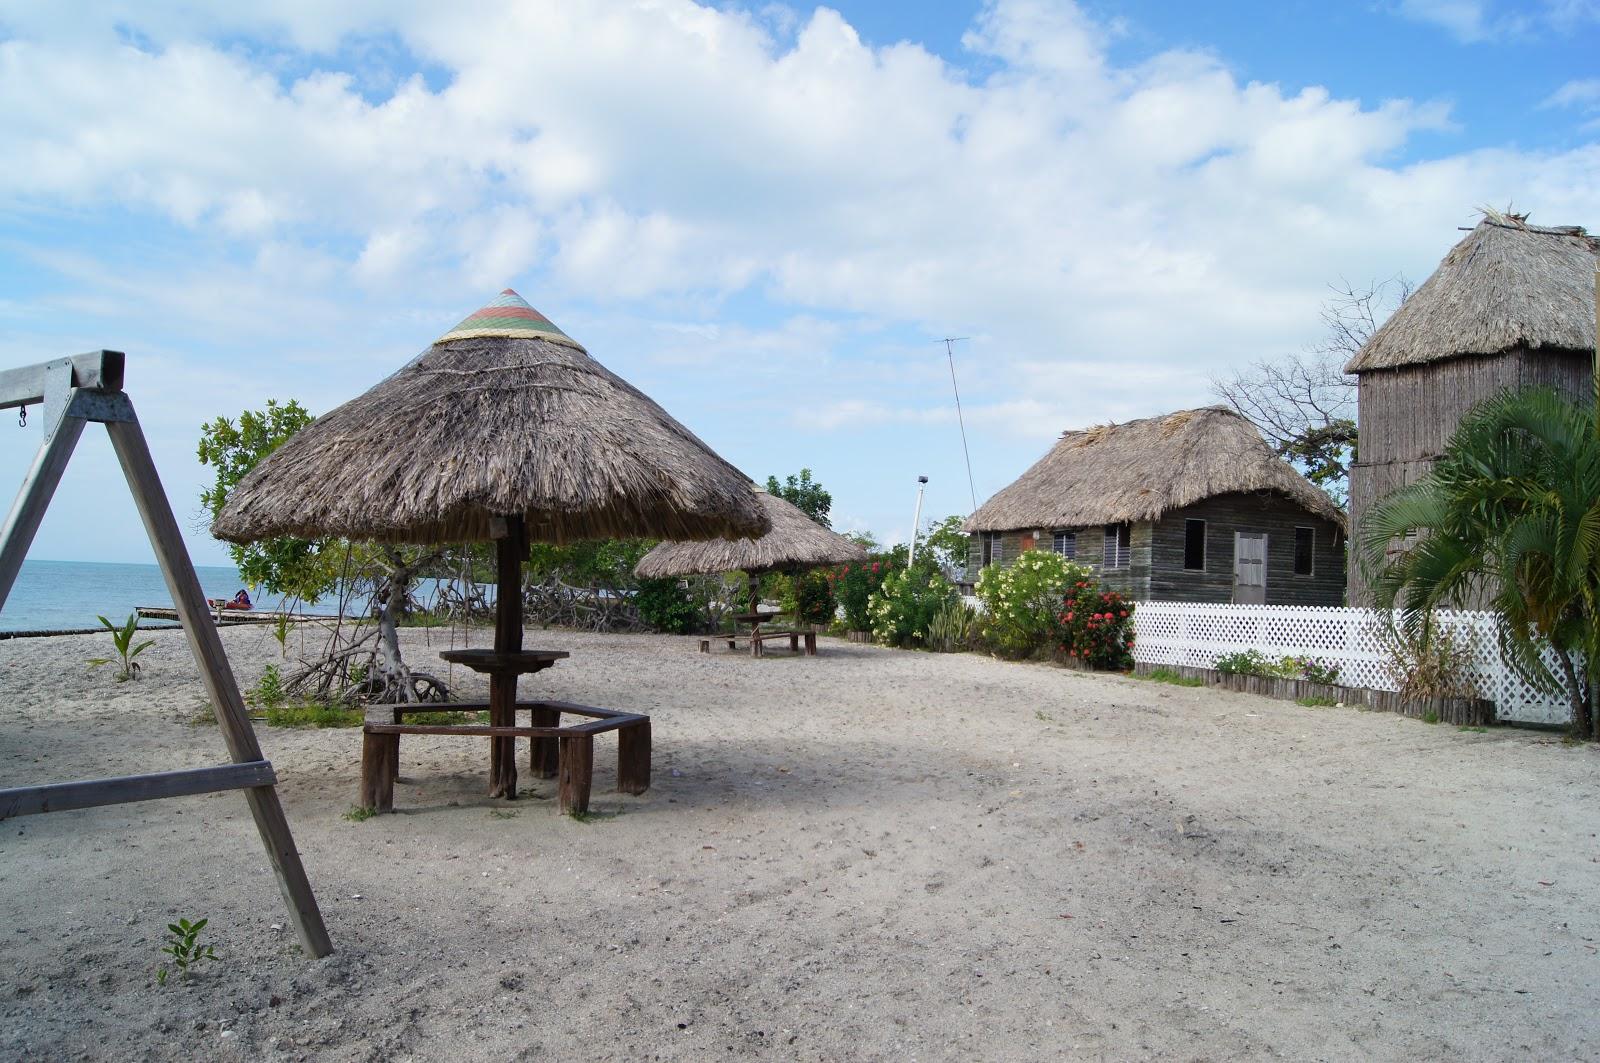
(1132, 662, 1496, 727)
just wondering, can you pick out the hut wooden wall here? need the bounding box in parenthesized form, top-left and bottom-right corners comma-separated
(966, 494, 1343, 606)
(1347, 345, 1591, 604)
(1149, 494, 1345, 606)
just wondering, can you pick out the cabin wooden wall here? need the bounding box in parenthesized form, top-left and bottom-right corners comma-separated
(1149, 494, 1345, 606)
(967, 493, 1342, 605)
(1347, 346, 1591, 604)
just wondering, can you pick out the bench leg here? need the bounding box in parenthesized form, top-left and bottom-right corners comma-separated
(789, 633, 799, 652)
(617, 720, 651, 796)
(804, 631, 817, 655)
(361, 730, 398, 812)
(559, 735, 594, 815)
(699, 639, 709, 653)
(489, 675, 518, 799)
(530, 705, 560, 779)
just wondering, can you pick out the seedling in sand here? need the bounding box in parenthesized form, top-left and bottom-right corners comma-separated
(88, 612, 155, 681)
(343, 805, 376, 822)
(1296, 695, 1338, 708)
(157, 917, 218, 984)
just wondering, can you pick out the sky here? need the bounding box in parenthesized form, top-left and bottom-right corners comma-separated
(1, 0, 1596, 570)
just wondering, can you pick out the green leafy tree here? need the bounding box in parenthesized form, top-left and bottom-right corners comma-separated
(919, 515, 971, 581)
(526, 539, 654, 591)
(1360, 388, 1600, 737)
(198, 400, 338, 601)
(766, 468, 832, 528)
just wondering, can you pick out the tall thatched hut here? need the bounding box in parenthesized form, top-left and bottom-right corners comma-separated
(635, 491, 866, 582)
(964, 407, 1346, 605)
(1345, 212, 1598, 604)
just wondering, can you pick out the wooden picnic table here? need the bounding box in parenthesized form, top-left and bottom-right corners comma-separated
(440, 648, 569, 792)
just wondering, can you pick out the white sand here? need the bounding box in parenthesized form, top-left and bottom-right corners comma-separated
(2, 624, 1598, 1061)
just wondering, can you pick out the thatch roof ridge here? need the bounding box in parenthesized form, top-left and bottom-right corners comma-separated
(634, 491, 867, 578)
(1346, 212, 1598, 373)
(213, 318, 769, 545)
(963, 406, 1344, 533)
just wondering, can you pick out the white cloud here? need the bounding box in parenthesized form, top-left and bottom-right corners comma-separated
(0, 0, 1596, 556)
(1392, 0, 1598, 40)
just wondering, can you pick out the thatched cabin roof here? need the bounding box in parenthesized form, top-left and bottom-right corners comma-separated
(1345, 212, 1598, 373)
(964, 407, 1345, 533)
(213, 290, 770, 546)
(634, 491, 867, 578)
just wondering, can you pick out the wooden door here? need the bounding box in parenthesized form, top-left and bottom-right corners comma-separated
(1233, 532, 1267, 604)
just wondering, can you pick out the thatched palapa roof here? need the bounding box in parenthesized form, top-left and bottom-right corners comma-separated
(1345, 211, 1598, 373)
(213, 290, 770, 545)
(634, 491, 867, 578)
(964, 407, 1345, 533)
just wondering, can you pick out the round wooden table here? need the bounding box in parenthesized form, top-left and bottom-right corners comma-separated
(440, 648, 570, 795)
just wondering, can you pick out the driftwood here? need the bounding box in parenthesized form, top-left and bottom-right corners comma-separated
(285, 622, 449, 706)
(522, 577, 646, 633)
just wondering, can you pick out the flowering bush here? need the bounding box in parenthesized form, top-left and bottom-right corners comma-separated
(1057, 582, 1134, 669)
(790, 569, 837, 627)
(869, 565, 956, 648)
(832, 558, 891, 631)
(975, 551, 1089, 657)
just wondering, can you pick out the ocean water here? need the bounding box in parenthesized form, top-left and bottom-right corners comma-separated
(0, 559, 262, 632)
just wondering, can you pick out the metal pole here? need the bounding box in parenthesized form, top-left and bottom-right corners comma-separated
(908, 475, 928, 567)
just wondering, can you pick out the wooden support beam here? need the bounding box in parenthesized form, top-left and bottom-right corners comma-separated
(617, 720, 651, 796)
(0, 350, 124, 410)
(0, 408, 85, 612)
(558, 735, 594, 815)
(104, 411, 332, 959)
(0, 761, 276, 820)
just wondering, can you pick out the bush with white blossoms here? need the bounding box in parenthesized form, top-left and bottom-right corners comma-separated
(975, 549, 1092, 658)
(869, 564, 957, 648)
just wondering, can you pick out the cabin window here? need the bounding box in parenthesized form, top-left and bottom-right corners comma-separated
(1052, 530, 1076, 559)
(1294, 526, 1314, 576)
(1184, 519, 1206, 571)
(1103, 523, 1131, 569)
(981, 532, 1003, 568)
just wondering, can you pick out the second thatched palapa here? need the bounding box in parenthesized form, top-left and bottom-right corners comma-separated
(634, 491, 867, 581)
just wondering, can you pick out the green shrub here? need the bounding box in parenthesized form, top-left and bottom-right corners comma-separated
(251, 663, 285, 709)
(635, 578, 699, 634)
(869, 565, 956, 648)
(1213, 651, 1339, 684)
(975, 551, 1086, 658)
(832, 559, 891, 631)
(790, 569, 837, 627)
(1057, 583, 1135, 669)
(927, 600, 979, 652)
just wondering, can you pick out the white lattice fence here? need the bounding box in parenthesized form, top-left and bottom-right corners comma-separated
(1132, 602, 1576, 726)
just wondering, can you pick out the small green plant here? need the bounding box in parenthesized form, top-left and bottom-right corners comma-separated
(272, 612, 291, 656)
(488, 808, 519, 820)
(343, 805, 376, 822)
(1212, 651, 1338, 684)
(264, 702, 362, 728)
(568, 809, 621, 823)
(157, 917, 218, 984)
(88, 612, 156, 681)
(1296, 695, 1338, 707)
(1421, 710, 1441, 724)
(251, 663, 285, 709)
(1457, 725, 1489, 733)
(1140, 667, 1205, 687)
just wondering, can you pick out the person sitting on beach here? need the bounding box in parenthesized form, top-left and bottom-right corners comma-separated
(223, 589, 252, 611)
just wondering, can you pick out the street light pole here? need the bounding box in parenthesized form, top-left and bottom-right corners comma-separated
(909, 475, 929, 567)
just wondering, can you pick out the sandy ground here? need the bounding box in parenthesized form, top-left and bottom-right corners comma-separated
(2, 623, 1598, 1062)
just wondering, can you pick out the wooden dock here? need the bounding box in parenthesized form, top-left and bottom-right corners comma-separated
(135, 606, 339, 626)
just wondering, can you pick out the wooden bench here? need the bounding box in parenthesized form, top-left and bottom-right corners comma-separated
(360, 700, 650, 816)
(699, 630, 817, 656)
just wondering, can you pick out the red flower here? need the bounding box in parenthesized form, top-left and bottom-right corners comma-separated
(842, 565, 850, 575)
(1065, 612, 1074, 621)
(872, 563, 880, 573)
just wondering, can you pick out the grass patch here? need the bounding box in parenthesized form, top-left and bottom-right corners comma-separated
(1296, 695, 1338, 708)
(264, 703, 363, 728)
(1457, 725, 1489, 733)
(568, 809, 621, 824)
(1421, 711, 1441, 725)
(1034, 709, 1056, 723)
(342, 805, 376, 823)
(1137, 667, 1205, 688)
(405, 709, 479, 726)
(488, 808, 519, 820)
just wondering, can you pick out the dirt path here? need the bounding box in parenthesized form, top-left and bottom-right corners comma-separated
(2, 626, 1597, 1061)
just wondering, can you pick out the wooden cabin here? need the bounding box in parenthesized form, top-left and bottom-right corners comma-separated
(1345, 212, 1598, 605)
(964, 407, 1346, 605)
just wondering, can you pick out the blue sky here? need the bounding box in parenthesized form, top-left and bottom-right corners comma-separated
(1, 0, 1596, 570)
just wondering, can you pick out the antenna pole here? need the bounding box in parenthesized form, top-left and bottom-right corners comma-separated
(941, 337, 979, 513)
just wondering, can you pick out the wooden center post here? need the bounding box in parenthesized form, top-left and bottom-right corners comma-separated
(488, 514, 524, 799)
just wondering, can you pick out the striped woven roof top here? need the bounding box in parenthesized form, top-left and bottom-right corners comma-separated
(436, 289, 586, 351)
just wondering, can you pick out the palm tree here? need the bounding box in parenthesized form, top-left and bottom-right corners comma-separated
(1359, 387, 1600, 737)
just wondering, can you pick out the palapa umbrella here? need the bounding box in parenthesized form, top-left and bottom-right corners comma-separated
(215, 289, 769, 796)
(635, 490, 867, 616)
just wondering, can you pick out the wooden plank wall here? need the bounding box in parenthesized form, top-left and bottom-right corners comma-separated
(1347, 346, 1591, 605)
